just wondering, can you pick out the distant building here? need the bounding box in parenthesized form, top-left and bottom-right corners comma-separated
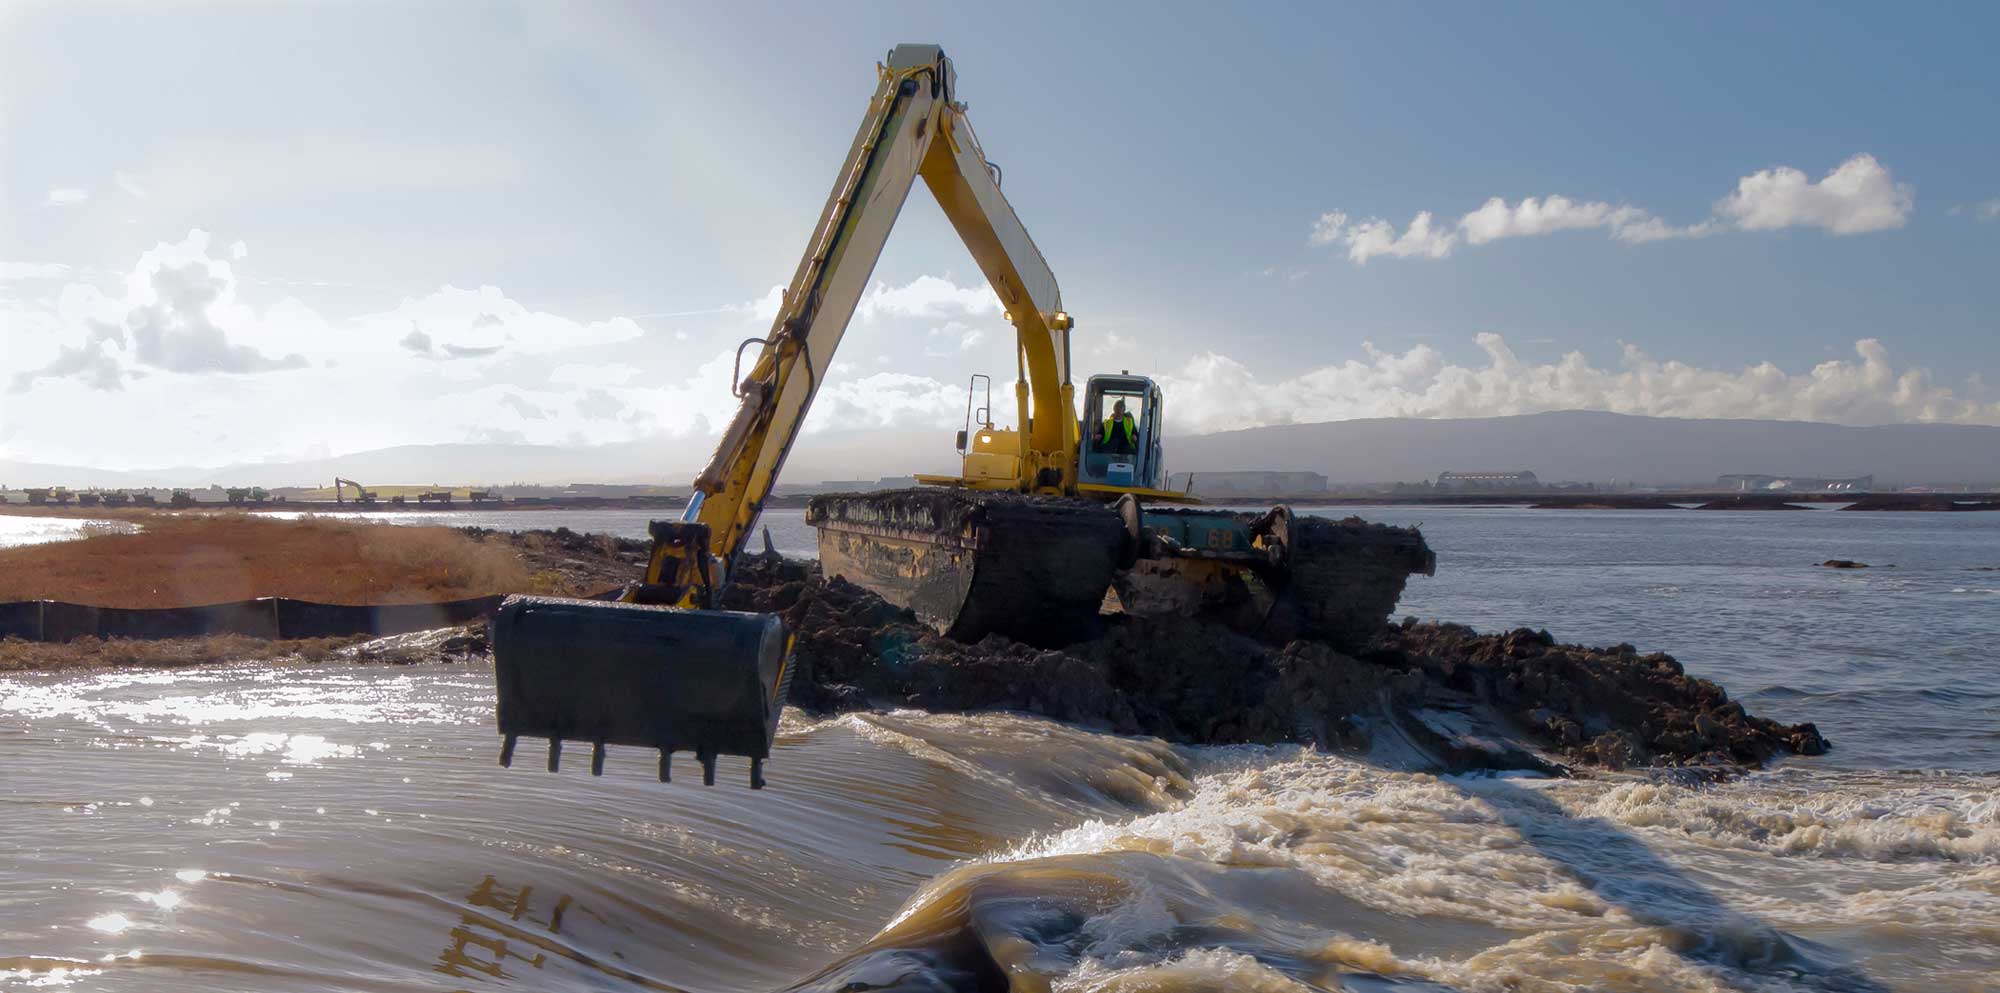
(814, 480, 874, 492)
(1166, 471, 1329, 496)
(1717, 474, 1874, 493)
(1436, 470, 1540, 492)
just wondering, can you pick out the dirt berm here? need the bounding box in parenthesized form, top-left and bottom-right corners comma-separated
(721, 550, 1827, 774)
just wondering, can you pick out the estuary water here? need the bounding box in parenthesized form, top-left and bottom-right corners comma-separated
(3, 507, 1996, 991)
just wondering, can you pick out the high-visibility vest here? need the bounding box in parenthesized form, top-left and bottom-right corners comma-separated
(1101, 415, 1136, 448)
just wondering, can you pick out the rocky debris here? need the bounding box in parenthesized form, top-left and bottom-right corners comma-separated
(1368, 622, 1827, 770)
(714, 553, 1827, 773)
(1820, 559, 1869, 568)
(463, 526, 647, 596)
(340, 624, 492, 665)
(1255, 514, 1436, 652)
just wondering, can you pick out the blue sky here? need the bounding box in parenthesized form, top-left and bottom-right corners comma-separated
(2, 2, 1996, 471)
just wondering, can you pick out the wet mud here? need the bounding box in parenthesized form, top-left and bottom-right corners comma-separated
(719, 552, 1827, 774)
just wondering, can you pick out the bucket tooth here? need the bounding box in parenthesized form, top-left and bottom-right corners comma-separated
(491, 595, 790, 786)
(807, 489, 1126, 647)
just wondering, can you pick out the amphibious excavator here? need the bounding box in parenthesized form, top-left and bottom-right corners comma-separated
(491, 45, 1432, 788)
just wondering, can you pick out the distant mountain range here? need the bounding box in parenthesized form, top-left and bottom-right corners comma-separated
(1165, 410, 2000, 487)
(3, 412, 1996, 490)
(0, 430, 960, 491)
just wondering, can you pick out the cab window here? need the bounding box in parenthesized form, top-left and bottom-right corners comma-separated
(1092, 392, 1145, 456)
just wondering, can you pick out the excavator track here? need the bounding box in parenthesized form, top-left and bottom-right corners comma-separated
(807, 489, 1128, 647)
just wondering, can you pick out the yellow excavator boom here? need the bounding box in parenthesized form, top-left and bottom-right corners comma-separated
(663, 45, 1080, 605)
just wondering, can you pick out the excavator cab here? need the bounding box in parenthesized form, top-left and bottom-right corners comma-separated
(1079, 374, 1164, 490)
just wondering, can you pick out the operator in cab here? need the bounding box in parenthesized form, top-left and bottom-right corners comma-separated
(1101, 399, 1138, 455)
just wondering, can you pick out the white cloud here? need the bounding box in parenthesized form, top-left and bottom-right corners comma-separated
(1313, 154, 1909, 265)
(229, 240, 249, 260)
(1459, 196, 1714, 246)
(1087, 329, 1135, 357)
(498, 394, 548, 420)
(0, 231, 680, 466)
(1310, 211, 1459, 264)
(45, 188, 89, 207)
(1949, 198, 2000, 222)
(1714, 154, 1912, 235)
(574, 388, 628, 421)
(857, 275, 1002, 319)
(10, 230, 308, 392)
(114, 171, 149, 199)
(548, 362, 643, 387)
(9, 237, 1986, 474)
(923, 321, 985, 357)
(805, 371, 965, 431)
(0, 262, 71, 280)
(353, 285, 643, 359)
(1158, 335, 1998, 433)
(729, 284, 786, 321)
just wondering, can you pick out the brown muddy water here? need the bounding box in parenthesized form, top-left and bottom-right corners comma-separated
(2, 660, 1995, 992)
(6, 507, 2000, 991)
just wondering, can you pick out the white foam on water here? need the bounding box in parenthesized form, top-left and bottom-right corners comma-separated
(1576, 770, 2000, 862)
(996, 754, 1620, 928)
(978, 750, 2000, 991)
(1054, 948, 1319, 992)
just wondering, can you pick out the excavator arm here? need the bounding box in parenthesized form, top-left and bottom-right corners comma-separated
(653, 44, 1076, 607)
(491, 45, 1083, 787)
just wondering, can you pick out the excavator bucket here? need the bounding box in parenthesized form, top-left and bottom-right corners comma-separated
(807, 489, 1130, 647)
(490, 596, 791, 787)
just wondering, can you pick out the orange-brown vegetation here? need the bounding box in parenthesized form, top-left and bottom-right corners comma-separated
(0, 515, 536, 607)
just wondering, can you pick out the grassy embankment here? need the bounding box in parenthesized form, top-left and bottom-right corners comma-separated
(0, 514, 532, 607)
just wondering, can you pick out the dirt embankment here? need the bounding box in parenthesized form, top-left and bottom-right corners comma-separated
(719, 554, 1827, 772)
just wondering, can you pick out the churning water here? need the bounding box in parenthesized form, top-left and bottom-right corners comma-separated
(4, 507, 1997, 991)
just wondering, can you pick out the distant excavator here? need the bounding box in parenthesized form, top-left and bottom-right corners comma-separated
(491, 45, 1431, 788)
(334, 478, 379, 508)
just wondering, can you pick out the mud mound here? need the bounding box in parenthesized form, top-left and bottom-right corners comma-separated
(1257, 514, 1435, 651)
(721, 553, 1827, 772)
(1369, 622, 1827, 770)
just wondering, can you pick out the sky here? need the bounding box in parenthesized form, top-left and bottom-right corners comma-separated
(2, 1, 1998, 474)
